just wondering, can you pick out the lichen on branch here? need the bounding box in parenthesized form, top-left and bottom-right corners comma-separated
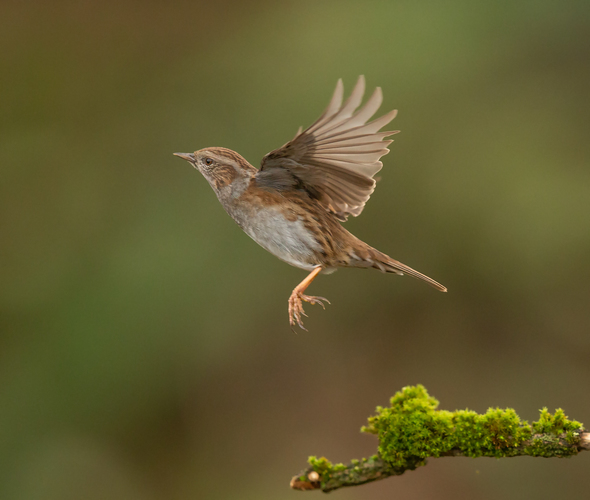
(290, 385, 588, 492)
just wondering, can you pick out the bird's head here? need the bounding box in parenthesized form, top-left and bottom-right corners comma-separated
(174, 147, 257, 195)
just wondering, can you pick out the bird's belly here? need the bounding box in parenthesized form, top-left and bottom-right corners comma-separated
(237, 207, 321, 271)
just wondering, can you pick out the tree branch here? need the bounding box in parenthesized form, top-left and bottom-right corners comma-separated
(290, 385, 588, 493)
(291, 432, 590, 492)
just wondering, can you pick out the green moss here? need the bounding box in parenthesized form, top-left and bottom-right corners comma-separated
(307, 456, 347, 485)
(532, 408, 582, 435)
(362, 385, 584, 468)
(308, 455, 334, 474)
(305, 387, 585, 487)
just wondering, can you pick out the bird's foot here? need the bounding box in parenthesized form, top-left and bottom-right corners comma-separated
(288, 290, 330, 330)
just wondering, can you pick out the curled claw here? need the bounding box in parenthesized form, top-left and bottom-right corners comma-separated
(301, 294, 330, 309)
(288, 291, 330, 330)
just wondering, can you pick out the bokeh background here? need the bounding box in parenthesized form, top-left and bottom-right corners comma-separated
(2, 1, 590, 499)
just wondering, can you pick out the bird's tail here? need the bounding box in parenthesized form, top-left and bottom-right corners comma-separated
(363, 246, 447, 292)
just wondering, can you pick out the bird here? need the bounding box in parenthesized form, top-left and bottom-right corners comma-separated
(174, 76, 446, 329)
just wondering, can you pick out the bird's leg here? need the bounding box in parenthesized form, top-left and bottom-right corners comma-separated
(288, 266, 330, 330)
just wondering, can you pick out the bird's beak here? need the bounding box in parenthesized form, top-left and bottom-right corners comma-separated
(173, 152, 195, 162)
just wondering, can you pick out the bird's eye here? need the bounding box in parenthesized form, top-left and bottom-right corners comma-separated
(205, 158, 213, 165)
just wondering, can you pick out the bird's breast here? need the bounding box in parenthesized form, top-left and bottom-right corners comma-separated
(226, 200, 322, 271)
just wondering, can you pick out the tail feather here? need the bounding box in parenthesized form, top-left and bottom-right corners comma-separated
(366, 248, 447, 292)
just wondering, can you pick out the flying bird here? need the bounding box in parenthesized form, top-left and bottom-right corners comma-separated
(175, 76, 446, 329)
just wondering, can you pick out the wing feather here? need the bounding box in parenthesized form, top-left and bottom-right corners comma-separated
(258, 76, 398, 220)
(315, 131, 398, 147)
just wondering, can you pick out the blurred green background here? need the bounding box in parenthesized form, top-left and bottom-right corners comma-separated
(2, 1, 590, 499)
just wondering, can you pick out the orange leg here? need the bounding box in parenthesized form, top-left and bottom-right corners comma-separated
(288, 266, 330, 330)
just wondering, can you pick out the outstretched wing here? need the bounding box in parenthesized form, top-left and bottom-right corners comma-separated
(257, 76, 399, 221)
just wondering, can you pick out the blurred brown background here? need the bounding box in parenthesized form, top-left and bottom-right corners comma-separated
(1, 1, 590, 499)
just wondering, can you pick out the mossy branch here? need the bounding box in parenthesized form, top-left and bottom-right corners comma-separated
(290, 385, 589, 493)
